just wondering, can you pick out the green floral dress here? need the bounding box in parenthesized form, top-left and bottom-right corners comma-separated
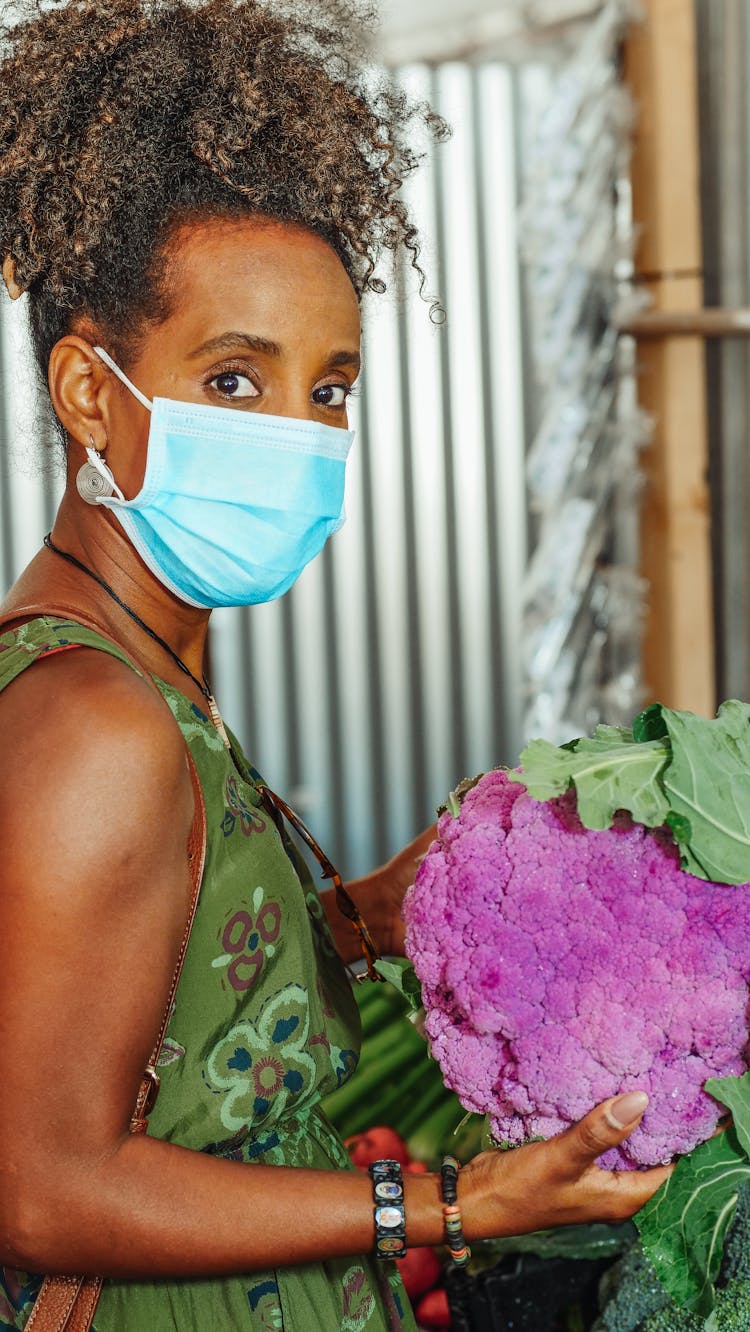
(0, 617, 415, 1332)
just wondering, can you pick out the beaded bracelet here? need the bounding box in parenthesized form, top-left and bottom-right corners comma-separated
(369, 1159, 407, 1260)
(440, 1155, 471, 1267)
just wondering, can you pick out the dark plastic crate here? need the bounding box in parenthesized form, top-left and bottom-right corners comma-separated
(445, 1252, 612, 1331)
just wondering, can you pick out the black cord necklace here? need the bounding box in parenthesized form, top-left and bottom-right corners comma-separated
(43, 532, 231, 748)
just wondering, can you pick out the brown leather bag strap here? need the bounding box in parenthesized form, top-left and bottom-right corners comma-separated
(25, 1276, 103, 1332)
(130, 750, 207, 1133)
(6, 603, 208, 1332)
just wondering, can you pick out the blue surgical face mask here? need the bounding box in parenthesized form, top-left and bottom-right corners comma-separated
(87, 346, 354, 609)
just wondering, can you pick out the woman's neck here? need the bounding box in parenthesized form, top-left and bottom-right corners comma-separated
(5, 509, 212, 710)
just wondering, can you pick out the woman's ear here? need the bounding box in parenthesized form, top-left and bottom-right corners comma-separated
(47, 336, 111, 452)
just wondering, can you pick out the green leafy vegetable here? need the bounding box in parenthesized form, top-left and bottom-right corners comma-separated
(478, 1221, 634, 1264)
(513, 728, 671, 830)
(438, 774, 484, 820)
(705, 1073, 750, 1159)
(633, 703, 669, 743)
(512, 700, 750, 885)
(635, 1126, 750, 1317)
(659, 701, 750, 885)
(374, 958, 423, 1013)
(636, 1075, 750, 1318)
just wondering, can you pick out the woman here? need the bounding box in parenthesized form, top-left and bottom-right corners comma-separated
(0, 3, 669, 1329)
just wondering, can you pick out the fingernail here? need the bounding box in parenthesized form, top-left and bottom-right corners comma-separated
(606, 1091, 649, 1130)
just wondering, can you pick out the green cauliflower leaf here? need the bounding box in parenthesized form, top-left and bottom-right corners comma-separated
(374, 958, 423, 1013)
(513, 726, 671, 830)
(705, 1073, 750, 1160)
(636, 1077, 750, 1319)
(513, 700, 750, 885)
(660, 700, 750, 885)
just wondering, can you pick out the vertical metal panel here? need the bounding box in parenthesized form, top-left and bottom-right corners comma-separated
(0, 300, 63, 591)
(475, 64, 528, 758)
(437, 64, 493, 778)
(695, 0, 750, 702)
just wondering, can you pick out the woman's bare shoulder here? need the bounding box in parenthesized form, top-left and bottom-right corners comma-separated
(0, 645, 198, 1192)
(0, 644, 193, 892)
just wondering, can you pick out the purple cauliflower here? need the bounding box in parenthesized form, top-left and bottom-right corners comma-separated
(403, 769, 750, 1169)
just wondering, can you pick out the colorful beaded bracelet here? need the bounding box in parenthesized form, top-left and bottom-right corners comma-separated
(440, 1155, 471, 1267)
(369, 1159, 407, 1260)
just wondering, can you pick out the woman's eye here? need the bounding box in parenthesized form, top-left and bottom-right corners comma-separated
(312, 383, 351, 408)
(210, 371, 258, 398)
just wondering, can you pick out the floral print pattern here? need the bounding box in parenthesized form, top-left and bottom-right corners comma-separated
(213, 884, 282, 992)
(247, 1279, 284, 1329)
(342, 1267, 377, 1331)
(205, 983, 317, 1132)
(221, 773, 268, 838)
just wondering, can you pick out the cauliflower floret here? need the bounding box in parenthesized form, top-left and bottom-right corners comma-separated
(404, 769, 750, 1169)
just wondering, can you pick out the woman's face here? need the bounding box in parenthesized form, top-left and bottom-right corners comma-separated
(95, 216, 362, 498)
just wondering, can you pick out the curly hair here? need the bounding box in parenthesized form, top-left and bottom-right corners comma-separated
(0, 0, 446, 393)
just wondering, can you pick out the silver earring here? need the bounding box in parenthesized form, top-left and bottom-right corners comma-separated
(76, 437, 120, 504)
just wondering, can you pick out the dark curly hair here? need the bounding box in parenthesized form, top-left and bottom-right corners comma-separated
(0, 0, 446, 396)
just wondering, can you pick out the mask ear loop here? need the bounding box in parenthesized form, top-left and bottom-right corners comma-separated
(77, 346, 151, 506)
(93, 345, 154, 413)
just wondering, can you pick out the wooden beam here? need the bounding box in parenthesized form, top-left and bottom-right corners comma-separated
(618, 307, 750, 338)
(624, 0, 715, 715)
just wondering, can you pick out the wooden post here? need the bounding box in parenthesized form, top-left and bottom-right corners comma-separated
(624, 0, 715, 714)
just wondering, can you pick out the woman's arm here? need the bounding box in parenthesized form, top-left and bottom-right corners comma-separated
(0, 655, 668, 1279)
(322, 825, 437, 963)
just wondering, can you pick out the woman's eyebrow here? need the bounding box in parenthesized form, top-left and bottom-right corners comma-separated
(329, 350, 362, 374)
(188, 332, 361, 374)
(188, 331, 283, 358)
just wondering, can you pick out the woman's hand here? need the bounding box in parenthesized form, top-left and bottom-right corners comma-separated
(459, 1092, 672, 1241)
(322, 825, 436, 963)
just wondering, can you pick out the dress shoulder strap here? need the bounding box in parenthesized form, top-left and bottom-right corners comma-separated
(0, 603, 155, 714)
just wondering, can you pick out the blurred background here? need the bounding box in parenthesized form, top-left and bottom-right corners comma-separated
(0, 0, 741, 877)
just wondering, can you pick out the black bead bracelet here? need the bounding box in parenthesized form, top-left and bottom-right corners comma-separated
(440, 1155, 470, 1267)
(369, 1159, 407, 1260)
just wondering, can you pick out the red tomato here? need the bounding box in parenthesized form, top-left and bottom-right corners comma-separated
(344, 1126, 411, 1169)
(414, 1287, 451, 1328)
(395, 1245, 441, 1300)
